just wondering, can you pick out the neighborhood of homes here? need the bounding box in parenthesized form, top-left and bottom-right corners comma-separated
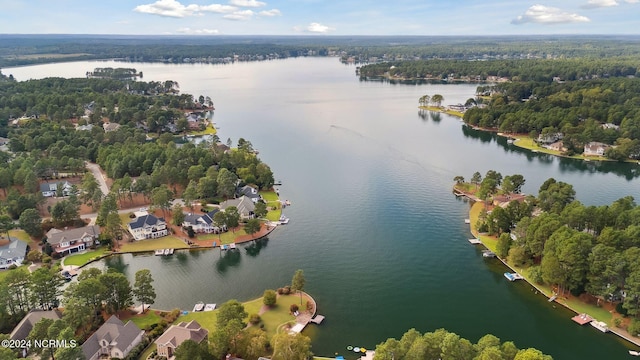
(536, 129, 616, 156)
(0, 184, 262, 271)
(8, 308, 209, 360)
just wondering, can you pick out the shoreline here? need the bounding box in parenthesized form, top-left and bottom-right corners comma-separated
(461, 193, 640, 350)
(422, 105, 635, 164)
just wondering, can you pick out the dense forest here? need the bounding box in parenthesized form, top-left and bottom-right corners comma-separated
(2, 34, 640, 67)
(461, 170, 640, 336)
(373, 328, 552, 360)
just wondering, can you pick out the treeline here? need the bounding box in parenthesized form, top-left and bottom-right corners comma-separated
(461, 171, 640, 335)
(464, 77, 640, 159)
(373, 328, 552, 360)
(358, 57, 640, 81)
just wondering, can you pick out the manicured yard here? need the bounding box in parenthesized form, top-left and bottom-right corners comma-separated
(130, 310, 163, 330)
(175, 294, 303, 339)
(9, 229, 31, 242)
(63, 247, 109, 266)
(119, 236, 189, 253)
(190, 124, 217, 135)
(259, 191, 283, 221)
(198, 228, 248, 245)
(259, 190, 279, 202)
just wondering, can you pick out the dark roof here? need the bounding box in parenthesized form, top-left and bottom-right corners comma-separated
(236, 185, 260, 199)
(82, 315, 143, 360)
(128, 214, 165, 230)
(10, 310, 63, 340)
(46, 225, 100, 246)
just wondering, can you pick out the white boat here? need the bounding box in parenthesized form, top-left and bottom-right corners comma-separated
(507, 139, 514, 144)
(193, 302, 205, 312)
(482, 250, 496, 258)
(167, 248, 174, 255)
(504, 272, 524, 281)
(629, 350, 640, 356)
(154, 249, 164, 256)
(279, 215, 290, 224)
(590, 320, 609, 332)
(204, 303, 217, 311)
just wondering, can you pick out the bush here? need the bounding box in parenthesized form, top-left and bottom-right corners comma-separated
(289, 304, 299, 313)
(26, 250, 43, 263)
(616, 302, 628, 317)
(628, 318, 640, 336)
(306, 300, 313, 312)
(277, 287, 284, 295)
(263, 289, 277, 306)
(249, 313, 261, 325)
(187, 227, 195, 238)
(282, 286, 291, 295)
(528, 266, 544, 284)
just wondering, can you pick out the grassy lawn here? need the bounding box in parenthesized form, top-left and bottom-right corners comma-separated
(8, 229, 31, 243)
(453, 183, 475, 193)
(175, 294, 302, 338)
(198, 228, 248, 245)
(119, 236, 189, 253)
(130, 310, 163, 330)
(139, 343, 156, 360)
(261, 191, 282, 222)
(63, 247, 109, 266)
(266, 208, 282, 222)
(190, 124, 217, 135)
(259, 190, 279, 202)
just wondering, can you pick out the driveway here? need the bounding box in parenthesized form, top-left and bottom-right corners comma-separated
(85, 162, 110, 196)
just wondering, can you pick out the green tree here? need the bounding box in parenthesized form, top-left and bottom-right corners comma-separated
(453, 175, 465, 184)
(213, 211, 227, 241)
(244, 218, 261, 238)
(30, 267, 63, 310)
(216, 299, 247, 328)
(174, 339, 214, 360)
(151, 184, 174, 219)
(271, 333, 312, 360)
(224, 206, 240, 231)
(182, 180, 199, 209)
(514, 348, 553, 360)
(105, 212, 123, 246)
(217, 168, 238, 199)
(471, 171, 482, 188)
(96, 193, 118, 227)
(18, 208, 43, 238)
(263, 289, 277, 307)
(254, 201, 267, 218)
(27, 318, 55, 357)
(291, 269, 306, 305)
(172, 203, 185, 226)
(133, 269, 156, 313)
(0, 215, 14, 239)
(431, 94, 444, 107)
(61, 296, 92, 336)
(100, 271, 133, 314)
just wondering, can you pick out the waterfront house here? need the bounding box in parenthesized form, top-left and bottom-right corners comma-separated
(583, 142, 610, 156)
(127, 212, 168, 240)
(546, 141, 566, 152)
(236, 185, 261, 203)
(40, 181, 72, 197)
(537, 132, 563, 145)
(46, 225, 100, 256)
(155, 320, 208, 359)
(0, 238, 28, 269)
(10, 309, 63, 341)
(103, 122, 120, 132)
(220, 195, 255, 219)
(182, 209, 225, 233)
(81, 315, 144, 360)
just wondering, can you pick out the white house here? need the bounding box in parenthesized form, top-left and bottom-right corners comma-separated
(183, 209, 224, 233)
(583, 142, 610, 156)
(0, 238, 28, 269)
(81, 316, 144, 360)
(40, 181, 73, 197)
(127, 213, 168, 240)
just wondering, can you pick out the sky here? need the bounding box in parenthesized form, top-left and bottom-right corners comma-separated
(1, 0, 639, 36)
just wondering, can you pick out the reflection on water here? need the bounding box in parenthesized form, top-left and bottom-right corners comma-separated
(216, 249, 242, 274)
(244, 238, 269, 257)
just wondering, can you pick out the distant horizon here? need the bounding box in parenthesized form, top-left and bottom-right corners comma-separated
(2, 33, 640, 38)
(2, 1, 639, 36)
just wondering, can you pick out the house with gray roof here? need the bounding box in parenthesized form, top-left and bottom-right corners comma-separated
(81, 315, 144, 360)
(10, 309, 63, 341)
(220, 195, 255, 219)
(0, 238, 28, 269)
(236, 185, 261, 203)
(127, 212, 168, 240)
(46, 225, 100, 256)
(40, 181, 72, 197)
(182, 209, 224, 233)
(155, 320, 208, 359)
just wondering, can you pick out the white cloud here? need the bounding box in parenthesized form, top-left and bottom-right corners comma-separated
(229, 0, 266, 7)
(176, 27, 220, 34)
(512, 5, 590, 25)
(223, 9, 255, 20)
(134, 0, 236, 18)
(582, 0, 619, 8)
(258, 9, 281, 17)
(624, 0, 639, 3)
(294, 22, 335, 33)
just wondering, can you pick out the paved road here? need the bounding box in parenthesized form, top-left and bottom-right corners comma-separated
(85, 162, 110, 196)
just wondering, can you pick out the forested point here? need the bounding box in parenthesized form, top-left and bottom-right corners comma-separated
(373, 328, 552, 360)
(456, 170, 640, 337)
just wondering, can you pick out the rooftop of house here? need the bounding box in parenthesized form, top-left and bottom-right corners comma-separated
(46, 225, 100, 245)
(128, 214, 165, 230)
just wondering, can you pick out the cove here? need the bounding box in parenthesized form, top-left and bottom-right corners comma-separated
(7, 57, 640, 359)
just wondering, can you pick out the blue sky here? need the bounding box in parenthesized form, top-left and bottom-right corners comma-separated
(1, 0, 639, 35)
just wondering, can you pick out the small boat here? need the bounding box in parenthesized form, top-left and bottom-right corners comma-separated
(482, 250, 496, 258)
(167, 248, 174, 255)
(154, 249, 164, 256)
(590, 320, 609, 333)
(285, 200, 291, 206)
(279, 215, 290, 224)
(193, 302, 205, 312)
(629, 350, 640, 356)
(507, 139, 514, 144)
(464, 218, 471, 224)
(504, 272, 524, 281)
(204, 303, 217, 311)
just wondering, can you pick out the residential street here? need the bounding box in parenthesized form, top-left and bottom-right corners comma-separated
(85, 161, 110, 196)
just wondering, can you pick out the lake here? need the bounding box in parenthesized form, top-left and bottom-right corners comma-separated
(6, 57, 640, 359)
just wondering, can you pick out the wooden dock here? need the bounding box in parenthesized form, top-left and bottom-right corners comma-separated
(468, 238, 482, 244)
(464, 218, 471, 224)
(572, 313, 593, 325)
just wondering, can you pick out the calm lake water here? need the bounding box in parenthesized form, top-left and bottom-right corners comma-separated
(7, 58, 640, 359)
